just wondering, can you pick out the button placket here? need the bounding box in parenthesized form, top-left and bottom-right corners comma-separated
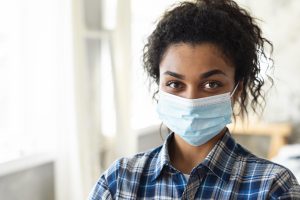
(181, 168, 204, 200)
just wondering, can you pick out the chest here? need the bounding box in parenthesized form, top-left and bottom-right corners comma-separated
(114, 171, 272, 200)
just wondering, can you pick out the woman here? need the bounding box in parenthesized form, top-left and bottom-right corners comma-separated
(89, 0, 300, 199)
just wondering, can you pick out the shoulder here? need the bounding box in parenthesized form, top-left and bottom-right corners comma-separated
(106, 145, 162, 176)
(96, 146, 163, 195)
(233, 143, 300, 197)
(235, 143, 295, 177)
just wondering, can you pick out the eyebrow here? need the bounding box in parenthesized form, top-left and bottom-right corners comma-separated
(201, 69, 227, 79)
(163, 71, 185, 79)
(163, 69, 227, 80)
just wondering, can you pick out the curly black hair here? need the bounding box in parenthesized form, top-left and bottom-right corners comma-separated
(143, 0, 273, 119)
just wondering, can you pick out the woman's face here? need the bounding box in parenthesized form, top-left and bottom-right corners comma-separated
(159, 43, 237, 99)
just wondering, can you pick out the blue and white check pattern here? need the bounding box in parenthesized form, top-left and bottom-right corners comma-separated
(89, 130, 300, 199)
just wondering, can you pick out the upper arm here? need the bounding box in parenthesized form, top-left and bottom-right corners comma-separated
(88, 159, 121, 200)
(268, 168, 300, 199)
(277, 185, 300, 200)
(88, 175, 113, 200)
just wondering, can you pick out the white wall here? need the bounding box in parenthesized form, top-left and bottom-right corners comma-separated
(0, 162, 54, 200)
(235, 0, 300, 124)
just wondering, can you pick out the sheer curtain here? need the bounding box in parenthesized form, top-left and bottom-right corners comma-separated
(0, 0, 83, 199)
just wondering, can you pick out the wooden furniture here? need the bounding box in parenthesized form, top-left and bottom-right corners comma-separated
(228, 122, 292, 159)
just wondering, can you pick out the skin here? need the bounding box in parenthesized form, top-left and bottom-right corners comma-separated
(159, 42, 241, 174)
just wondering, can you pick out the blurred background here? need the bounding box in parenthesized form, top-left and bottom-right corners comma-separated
(0, 0, 300, 199)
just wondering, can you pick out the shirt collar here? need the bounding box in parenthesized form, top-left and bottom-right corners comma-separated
(151, 129, 238, 183)
(200, 129, 237, 183)
(151, 132, 173, 181)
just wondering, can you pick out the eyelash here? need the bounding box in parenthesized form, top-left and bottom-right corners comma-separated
(166, 80, 223, 90)
(166, 81, 183, 89)
(203, 80, 223, 89)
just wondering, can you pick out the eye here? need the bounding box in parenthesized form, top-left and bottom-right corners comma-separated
(203, 81, 223, 89)
(166, 81, 184, 89)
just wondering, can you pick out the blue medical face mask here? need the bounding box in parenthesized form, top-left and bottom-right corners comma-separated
(156, 84, 239, 146)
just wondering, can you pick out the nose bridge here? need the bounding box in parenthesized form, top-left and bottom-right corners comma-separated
(186, 85, 200, 99)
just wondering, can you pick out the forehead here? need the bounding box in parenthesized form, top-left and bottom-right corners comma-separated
(159, 43, 235, 76)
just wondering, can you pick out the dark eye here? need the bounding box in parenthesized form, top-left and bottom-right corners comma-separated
(166, 81, 183, 89)
(203, 81, 223, 89)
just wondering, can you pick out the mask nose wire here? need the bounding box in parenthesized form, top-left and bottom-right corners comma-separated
(230, 82, 240, 97)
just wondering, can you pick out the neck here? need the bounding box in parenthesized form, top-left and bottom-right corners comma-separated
(169, 128, 226, 174)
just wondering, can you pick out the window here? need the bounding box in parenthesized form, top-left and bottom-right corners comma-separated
(130, 0, 181, 130)
(0, 0, 61, 163)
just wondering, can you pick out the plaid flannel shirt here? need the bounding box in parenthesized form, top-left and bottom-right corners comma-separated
(89, 130, 300, 199)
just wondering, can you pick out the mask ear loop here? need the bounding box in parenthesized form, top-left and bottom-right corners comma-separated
(230, 83, 240, 123)
(230, 82, 240, 97)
